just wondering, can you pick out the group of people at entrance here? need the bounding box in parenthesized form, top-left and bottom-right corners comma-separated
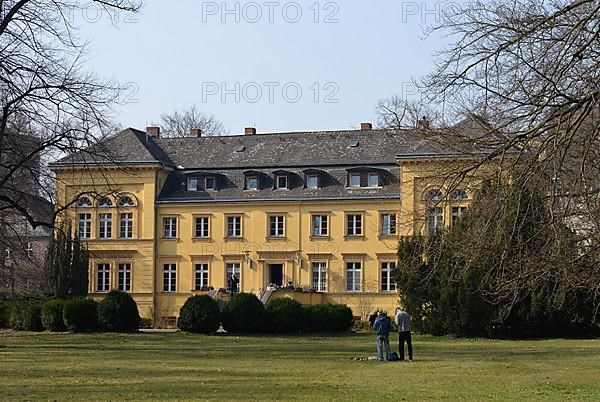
(371, 308, 413, 362)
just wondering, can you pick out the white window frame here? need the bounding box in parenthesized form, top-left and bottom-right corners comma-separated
(246, 176, 258, 191)
(381, 213, 397, 236)
(78, 197, 93, 208)
(269, 215, 285, 237)
(312, 262, 327, 292)
(276, 175, 288, 190)
(451, 206, 468, 227)
(118, 263, 132, 292)
(98, 197, 113, 208)
(187, 178, 198, 191)
(306, 175, 319, 189)
(97, 263, 110, 293)
(163, 263, 177, 293)
(346, 262, 362, 292)
(381, 261, 396, 292)
(226, 263, 241, 292)
(226, 215, 242, 238)
(195, 216, 210, 238)
(118, 196, 135, 207)
(346, 214, 363, 236)
(312, 215, 328, 236)
(163, 217, 177, 238)
(194, 263, 209, 290)
(349, 173, 361, 188)
(78, 213, 91, 240)
(120, 212, 133, 239)
(26, 242, 33, 258)
(98, 213, 112, 239)
(204, 176, 216, 191)
(368, 173, 380, 187)
(428, 207, 444, 233)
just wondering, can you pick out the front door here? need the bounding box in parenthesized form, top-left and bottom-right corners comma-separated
(268, 264, 284, 287)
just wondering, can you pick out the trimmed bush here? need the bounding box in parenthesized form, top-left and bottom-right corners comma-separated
(307, 304, 354, 332)
(97, 291, 140, 332)
(221, 293, 267, 334)
(5, 300, 43, 331)
(41, 299, 67, 332)
(22, 303, 44, 331)
(177, 295, 220, 334)
(266, 298, 308, 333)
(139, 318, 153, 329)
(63, 298, 97, 332)
(0, 302, 8, 328)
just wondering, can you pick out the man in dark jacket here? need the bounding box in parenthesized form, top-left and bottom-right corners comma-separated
(227, 273, 239, 297)
(395, 307, 413, 361)
(373, 311, 392, 361)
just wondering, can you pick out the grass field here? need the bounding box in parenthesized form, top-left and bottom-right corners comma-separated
(0, 331, 599, 401)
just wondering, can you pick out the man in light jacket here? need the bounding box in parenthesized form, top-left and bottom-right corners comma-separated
(395, 307, 413, 361)
(373, 311, 392, 361)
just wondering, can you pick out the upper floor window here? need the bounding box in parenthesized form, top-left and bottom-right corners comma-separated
(426, 189, 444, 202)
(78, 197, 93, 208)
(227, 215, 242, 238)
(187, 178, 198, 192)
(205, 177, 216, 191)
(195, 216, 210, 238)
(98, 213, 112, 239)
(306, 175, 319, 189)
(452, 207, 468, 227)
(428, 207, 443, 233)
(163, 217, 177, 238)
(98, 197, 113, 208)
(120, 213, 133, 239)
(346, 214, 363, 236)
(118, 196, 135, 207)
(450, 189, 469, 200)
(312, 215, 328, 237)
(78, 213, 91, 239)
(368, 173, 380, 187)
(246, 176, 258, 191)
(275, 175, 288, 190)
(269, 215, 285, 237)
(349, 173, 361, 188)
(381, 213, 397, 236)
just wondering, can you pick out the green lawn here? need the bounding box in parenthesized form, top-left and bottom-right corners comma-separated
(0, 331, 599, 401)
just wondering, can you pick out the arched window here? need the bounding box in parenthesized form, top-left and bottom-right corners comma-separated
(77, 197, 93, 208)
(118, 196, 136, 207)
(98, 197, 113, 208)
(450, 189, 468, 201)
(426, 189, 444, 202)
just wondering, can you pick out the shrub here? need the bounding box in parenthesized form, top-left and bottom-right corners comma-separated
(307, 304, 354, 332)
(4, 300, 43, 331)
(22, 303, 44, 331)
(177, 295, 220, 334)
(97, 291, 140, 332)
(41, 299, 67, 332)
(266, 298, 308, 333)
(221, 293, 267, 334)
(63, 298, 97, 332)
(0, 302, 8, 328)
(139, 317, 153, 329)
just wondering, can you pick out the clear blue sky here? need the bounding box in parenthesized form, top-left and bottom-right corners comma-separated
(78, 1, 455, 134)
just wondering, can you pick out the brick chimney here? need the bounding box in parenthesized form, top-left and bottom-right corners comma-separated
(361, 122, 373, 131)
(146, 126, 160, 139)
(245, 127, 257, 135)
(190, 128, 202, 137)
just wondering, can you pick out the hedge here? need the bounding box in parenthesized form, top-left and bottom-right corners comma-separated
(266, 298, 309, 333)
(177, 295, 220, 334)
(63, 298, 97, 332)
(41, 299, 67, 332)
(306, 304, 354, 332)
(221, 293, 267, 333)
(97, 291, 140, 332)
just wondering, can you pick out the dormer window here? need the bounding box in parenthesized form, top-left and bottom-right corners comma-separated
(368, 173, 380, 187)
(276, 175, 288, 190)
(307, 175, 319, 189)
(187, 178, 198, 192)
(349, 173, 361, 188)
(246, 176, 258, 191)
(205, 177, 216, 191)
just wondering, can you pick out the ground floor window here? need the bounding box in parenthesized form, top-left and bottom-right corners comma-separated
(163, 264, 176, 292)
(118, 263, 131, 292)
(428, 207, 444, 233)
(195, 263, 209, 290)
(380, 262, 396, 292)
(346, 262, 362, 292)
(226, 263, 240, 292)
(312, 262, 327, 292)
(97, 263, 110, 292)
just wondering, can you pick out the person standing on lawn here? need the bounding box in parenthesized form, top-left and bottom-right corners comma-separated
(373, 311, 392, 361)
(395, 307, 413, 361)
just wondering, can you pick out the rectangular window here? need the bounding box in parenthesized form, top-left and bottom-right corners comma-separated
(97, 263, 110, 292)
(78, 213, 91, 239)
(226, 263, 241, 293)
(118, 263, 132, 292)
(312, 215, 328, 236)
(276, 175, 288, 189)
(312, 262, 327, 292)
(307, 175, 319, 189)
(120, 213, 133, 239)
(349, 173, 361, 187)
(428, 208, 444, 233)
(269, 215, 285, 237)
(187, 178, 198, 191)
(205, 177, 215, 190)
(163, 217, 177, 238)
(451, 207, 468, 227)
(381, 213, 397, 236)
(163, 264, 176, 292)
(368, 173, 380, 187)
(346, 262, 362, 292)
(26, 242, 33, 258)
(246, 176, 258, 190)
(194, 263, 209, 290)
(381, 262, 396, 292)
(346, 214, 363, 236)
(98, 213, 112, 239)
(226, 216, 242, 238)
(195, 216, 210, 238)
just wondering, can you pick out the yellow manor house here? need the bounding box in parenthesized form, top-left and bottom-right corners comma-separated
(50, 122, 482, 325)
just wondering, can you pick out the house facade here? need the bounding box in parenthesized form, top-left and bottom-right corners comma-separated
(50, 123, 486, 324)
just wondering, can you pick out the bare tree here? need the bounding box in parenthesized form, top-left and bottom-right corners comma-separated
(376, 96, 439, 129)
(0, 0, 142, 295)
(160, 106, 226, 137)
